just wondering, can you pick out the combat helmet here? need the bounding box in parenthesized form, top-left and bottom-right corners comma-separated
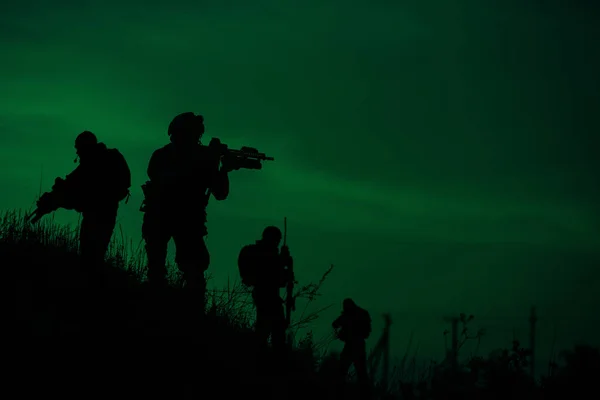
(168, 112, 205, 144)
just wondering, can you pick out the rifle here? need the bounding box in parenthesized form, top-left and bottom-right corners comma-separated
(25, 178, 72, 224)
(208, 137, 275, 171)
(198, 138, 275, 208)
(283, 217, 296, 345)
(26, 191, 58, 224)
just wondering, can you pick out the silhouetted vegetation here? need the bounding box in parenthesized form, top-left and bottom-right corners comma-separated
(4, 209, 598, 399)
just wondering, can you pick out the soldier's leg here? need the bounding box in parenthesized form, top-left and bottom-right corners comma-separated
(173, 228, 209, 308)
(339, 345, 353, 379)
(79, 211, 117, 288)
(252, 291, 272, 349)
(78, 215, 95, 272)
(142, 212, 171, 288)
(354, 340, 371, 399)
(271, 300, 287, 353)
(96, 210, 118, 256)
(336, 344, 354, 398)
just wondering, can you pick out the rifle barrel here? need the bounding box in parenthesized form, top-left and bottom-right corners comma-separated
(227, 149, 275, 161)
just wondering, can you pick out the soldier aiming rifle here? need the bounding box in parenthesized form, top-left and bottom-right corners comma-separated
(139, 139, 274, 214)
(140, 112, 274, 304)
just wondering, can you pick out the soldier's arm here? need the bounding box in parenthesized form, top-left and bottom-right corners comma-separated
(276, 247, 291, 287)
(278, 266, 289, 288)
(210, 168, 229, 201)
(62, 165, 84, 192)
(280, 246, 292, 266)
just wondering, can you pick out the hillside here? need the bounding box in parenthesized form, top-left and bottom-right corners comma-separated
(4, 209, 599, 399)
(4, 209, 327, 398)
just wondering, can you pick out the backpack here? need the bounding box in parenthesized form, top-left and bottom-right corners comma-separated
(106, 148, 131, 202)
(238, 244, 259, 287)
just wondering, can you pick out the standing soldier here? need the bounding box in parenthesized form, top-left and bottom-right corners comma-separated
(28, 131, 131, 288)
(140, 112, 233, 304)
(237, 226, 293, 356)
(332, 298, 372, 398)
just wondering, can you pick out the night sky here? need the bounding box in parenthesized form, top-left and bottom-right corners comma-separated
(2, 0, 599, 372)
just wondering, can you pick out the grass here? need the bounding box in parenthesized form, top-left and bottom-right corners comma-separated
(4, 208, 599, 399)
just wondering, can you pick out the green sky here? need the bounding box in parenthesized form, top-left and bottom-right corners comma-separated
(2, 0, 599, 371)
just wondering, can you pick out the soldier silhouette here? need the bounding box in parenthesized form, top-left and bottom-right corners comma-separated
(140, 112, 234, 304)
(28, 131, 131, 288)
(238, 226, 293, 356)
(332, 298, 372, 398)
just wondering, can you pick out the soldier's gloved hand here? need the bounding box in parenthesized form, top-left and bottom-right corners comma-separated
(36, 192, 51, 207)
(220, 155, 240, 172)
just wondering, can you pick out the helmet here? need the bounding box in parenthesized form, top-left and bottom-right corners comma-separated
(262, 226, 282, 242)
(168, 112, 205, 141)
(343, 298, 357, 312)
(75, 131, 97, 151)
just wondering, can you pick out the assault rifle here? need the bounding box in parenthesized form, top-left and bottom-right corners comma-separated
(26, 192, 55, 224)
(208, 137, 275, 171)
(26, 177, 78, 224)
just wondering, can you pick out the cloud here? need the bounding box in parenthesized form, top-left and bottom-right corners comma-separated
(212, 159, 600, 248)
(2, 0, 598, 237)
